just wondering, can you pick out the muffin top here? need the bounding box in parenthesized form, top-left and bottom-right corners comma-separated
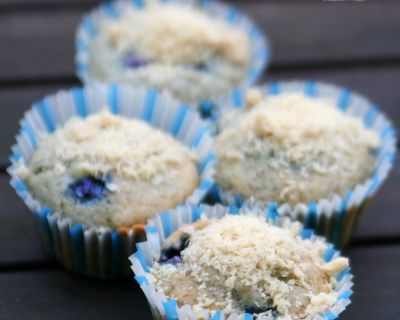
(89, 3, 251, 105)
(150, 215, 348, 319)
(17, 110, 199, 228)
(215, 91, 379, 205)
(103, 4, 250, 66)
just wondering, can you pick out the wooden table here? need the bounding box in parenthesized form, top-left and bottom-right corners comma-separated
(0, 1, 399, 319)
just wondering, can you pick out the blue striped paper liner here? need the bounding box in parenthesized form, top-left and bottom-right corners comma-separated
(130, 204, 353, 320)
(213, 80, 397, 247)
(75, 0, 269, 117)
(7, 83, 216, 278)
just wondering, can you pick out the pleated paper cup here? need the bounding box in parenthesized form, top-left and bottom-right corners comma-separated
(8, 84, 216, 278)
(130, 204, 353, 319)
(213, 80, 397, 248)
(75, 0, 269, 118)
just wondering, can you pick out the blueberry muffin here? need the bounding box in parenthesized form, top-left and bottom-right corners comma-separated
(17, 110, 199, 228)
(88, 3, 251, 106)
(150, 215, 349, 319)
(214, 90, 379, 205)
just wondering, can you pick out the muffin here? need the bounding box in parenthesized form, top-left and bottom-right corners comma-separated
(87, 2, 252, 107)
(16, 110, 199, 228)
(215, 90, 380, 206)
(141, 212, 350, 319)
(9, 84, 216, 278)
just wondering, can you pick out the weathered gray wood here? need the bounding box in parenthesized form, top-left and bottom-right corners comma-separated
(0, 10, 82, 81)
(342, 245, 400, 320)
(355, 157, 400, 241)
(0, 157, 399, 266)
(0, 0, 99, 5)
(1, 1, 400, 80)
(0, 269, 152, 320)
(0, 245, 399, 319)
(0, 2, 399, 319)
(0, 174, 50, 265)
(241, 0, 400, 67)
(0, 67, 398, 266)
(265, 67, 400, 242)
(1, 65, 399, 168)
(0, 83, 75, 168)
(265, 65, 400, 130)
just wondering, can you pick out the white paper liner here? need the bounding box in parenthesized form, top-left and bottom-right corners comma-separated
(130, 204, 354, 320)
(75, 0, 269, 117)
(213, 80, 397, 247)
(7, 83, 216, 278)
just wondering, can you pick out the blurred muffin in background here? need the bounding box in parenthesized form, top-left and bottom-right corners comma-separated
(215, 90, 379, 205)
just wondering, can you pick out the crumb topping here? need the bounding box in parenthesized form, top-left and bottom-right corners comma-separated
(150, 215, 348, 319)
(24, 110, 196, 181)
(102, 4, 250, 66)
(18, 110, 199, 227)
(215, 92, 379, 205)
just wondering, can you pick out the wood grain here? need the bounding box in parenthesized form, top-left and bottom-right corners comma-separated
(0, 10, 82, 81)
(0, 83, 76, 168)
(0, 174, 50, 266)
(342, 245, 400, 320)
(1, 1, 400, 81)
(0, 158, 398, 265)
(0, 245, 399, 320)
(0, 2, 399, 319)
(0, 269, 152, 320)
(1, 65, 399, 167)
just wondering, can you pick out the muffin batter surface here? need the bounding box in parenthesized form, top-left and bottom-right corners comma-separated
(150, 215, 348, 319)
(18, 110, 199, 228)
(215, 92, 379, 205)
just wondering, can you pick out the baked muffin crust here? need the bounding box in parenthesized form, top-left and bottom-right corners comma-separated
(17, 110, 199, 228)
(215, 91, 379, 205)
(151, 215, 348, 319)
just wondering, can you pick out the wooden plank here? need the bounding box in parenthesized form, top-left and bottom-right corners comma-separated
(0, 67, 397, 268)
(0, 158, 398, 266)
(265, 65, 400, 131)
(1, 65, 399, 167)
(1, 1, 400, 81)
(0, 173, 50, 265)
(342, 245, 400, 320)
(355, 157, 400, 241)
(0, 10, 82, 81)
(0, 83, 75, 167)
(0, 269, 152, 320)
(265, 67, 400, 241)
(241, 0, 400, 67)
(0, 0, 98, 6)
(0, 245, 399, 319)
(355, 159, 400, 241)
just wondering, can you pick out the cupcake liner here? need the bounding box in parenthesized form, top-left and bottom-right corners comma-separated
(130, 204, 354, 320)
(7, 83, 216, 278)
(213, 80, 397, 248)
(75, 0, 269, 116)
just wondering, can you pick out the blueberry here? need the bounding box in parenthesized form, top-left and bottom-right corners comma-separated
(160, 234, 191, 264)
(69, 175, 107, 203)
(199, 100, 215, 118)
(124, 53, 148, 68)
(165, 256, 182, 265)
(244, 306, 277, 318)
(193, 61, 208, 71)
(160, 248, 181, 262)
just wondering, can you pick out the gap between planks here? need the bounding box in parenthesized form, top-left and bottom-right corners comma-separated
(3, 56, 400, 89)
